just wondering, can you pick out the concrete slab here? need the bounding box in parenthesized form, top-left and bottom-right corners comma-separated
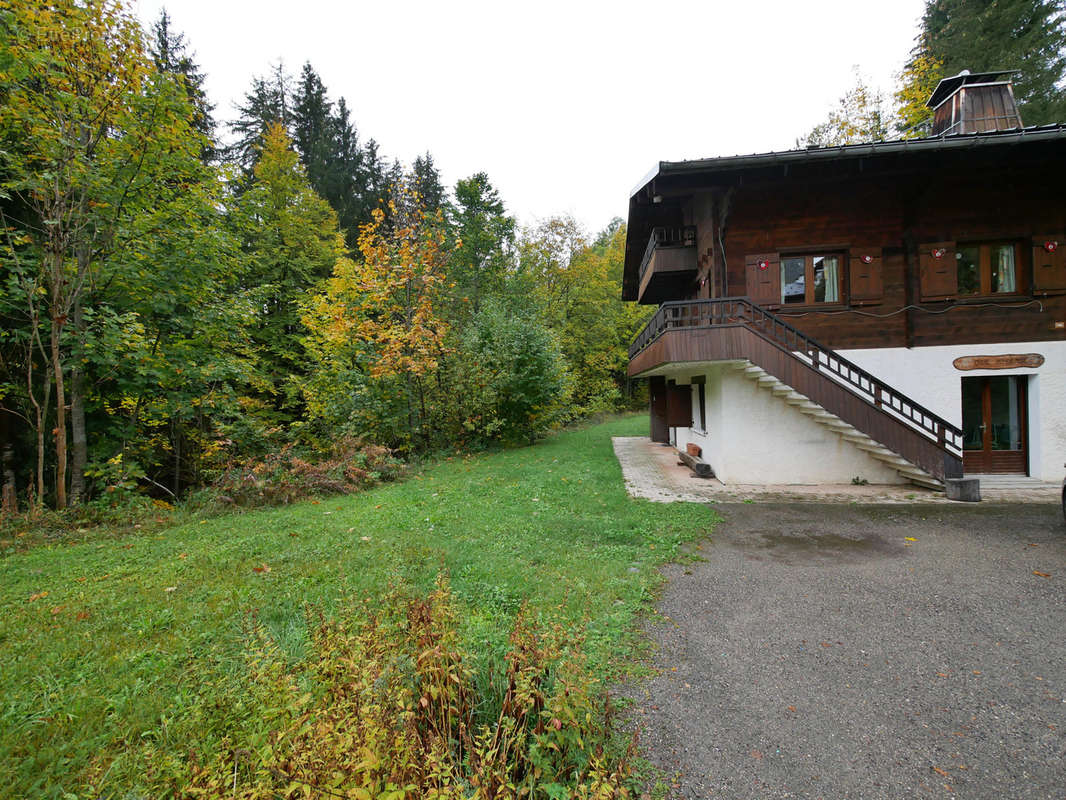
(612, 436, 1060, 505)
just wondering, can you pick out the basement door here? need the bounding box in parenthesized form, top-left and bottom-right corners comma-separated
(961, 375, 1028, 474)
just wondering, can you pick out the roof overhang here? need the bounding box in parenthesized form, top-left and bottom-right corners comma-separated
(621, 125, 1066, 301)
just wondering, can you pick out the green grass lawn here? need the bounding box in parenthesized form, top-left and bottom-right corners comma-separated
(0, 414, 716, 798)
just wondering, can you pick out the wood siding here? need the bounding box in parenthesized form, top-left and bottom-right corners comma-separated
(713, 154, 1066, 351)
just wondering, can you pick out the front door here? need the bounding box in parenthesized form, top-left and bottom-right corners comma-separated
(961, 375, 1028, 474)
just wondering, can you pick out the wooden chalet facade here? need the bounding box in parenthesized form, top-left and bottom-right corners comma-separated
(624, 72, 1066, 489)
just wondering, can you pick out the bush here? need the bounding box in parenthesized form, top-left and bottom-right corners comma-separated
(181, 576, 634, 799)
(210, 436, 404, 507)
(455, 302, 568, 447)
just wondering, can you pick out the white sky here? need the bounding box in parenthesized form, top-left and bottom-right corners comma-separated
(133, 0, 926, 234)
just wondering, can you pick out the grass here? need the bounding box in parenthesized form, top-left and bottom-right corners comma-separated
(0, 414, 716, 798)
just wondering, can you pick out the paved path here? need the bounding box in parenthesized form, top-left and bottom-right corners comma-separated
(627, 503, 1066, 799)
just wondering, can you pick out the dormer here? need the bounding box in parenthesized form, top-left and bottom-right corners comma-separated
(927, 69, 1024, 136)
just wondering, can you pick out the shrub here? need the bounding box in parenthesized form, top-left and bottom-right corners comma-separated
(210, 437, 404, 507)
(181, 576, 634, 799)
(455, 302, 568, 447)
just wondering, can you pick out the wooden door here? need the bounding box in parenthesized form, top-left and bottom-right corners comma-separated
(961, 376, 1028, 474)
(649, 376, 669, 443)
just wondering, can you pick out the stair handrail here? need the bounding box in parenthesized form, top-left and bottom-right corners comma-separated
(629, 297, 964, 456)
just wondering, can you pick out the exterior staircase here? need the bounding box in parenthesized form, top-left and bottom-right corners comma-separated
(731, 361, 943, 489)
(629, 297, 964, 489)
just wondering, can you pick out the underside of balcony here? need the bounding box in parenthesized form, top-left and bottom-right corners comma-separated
(636, 227, 698, 305)
(629, 299, 964, 484)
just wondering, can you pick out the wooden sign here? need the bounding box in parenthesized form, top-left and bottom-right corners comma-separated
(953, 353, 1044, 371)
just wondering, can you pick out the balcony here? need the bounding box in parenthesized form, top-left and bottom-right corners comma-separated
(627, 298, 964, 482)
(636, 226, 698, 304)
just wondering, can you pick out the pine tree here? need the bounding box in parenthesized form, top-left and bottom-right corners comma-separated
(148, 10, 215, 156)
(450, 172, 515, 313)
(908, 0, 1066, 126)
(229, 63, 291, 180)
(410, 152, 447, 213)
(291, 63, 333, 191)
(238, 123, 348, 416)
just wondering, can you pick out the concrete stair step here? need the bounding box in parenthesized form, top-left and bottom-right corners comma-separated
(902, 473, 943, 490)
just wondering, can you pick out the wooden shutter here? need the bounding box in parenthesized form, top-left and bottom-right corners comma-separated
(918, 241, 957, 300)
(665, 381, 692, 428)
(744, 252, 780, 306)
(1032, 236, 1066, 294)
(848, 246, 883, 304)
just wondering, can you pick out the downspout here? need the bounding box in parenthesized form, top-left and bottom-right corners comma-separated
(716, 187, 734, 297)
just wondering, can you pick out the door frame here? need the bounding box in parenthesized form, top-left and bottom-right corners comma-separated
(961, 374, 1029, 474)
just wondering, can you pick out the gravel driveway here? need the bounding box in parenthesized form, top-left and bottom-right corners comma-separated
(630, 502, 1066, 799)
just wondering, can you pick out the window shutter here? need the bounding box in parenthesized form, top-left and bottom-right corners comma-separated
(1032, 236, 1066, 294)
(665, 382, 692, 428)
(744, 252, 780, 306)
(848, 247, 883, 304)
(918, 241, 957, 300)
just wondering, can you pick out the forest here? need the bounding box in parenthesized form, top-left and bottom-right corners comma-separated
(0, 2, 651, 520)
(3, 0, 1064, 523)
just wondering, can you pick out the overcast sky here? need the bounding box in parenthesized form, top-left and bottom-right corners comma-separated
(132, 0, 926, 234)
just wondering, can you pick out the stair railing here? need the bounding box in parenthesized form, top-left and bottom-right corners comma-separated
(630, 297, 964, 457)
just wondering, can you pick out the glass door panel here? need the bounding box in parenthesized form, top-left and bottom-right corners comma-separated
(988, 376, 1023, 451)
(961, 377, 984, 451)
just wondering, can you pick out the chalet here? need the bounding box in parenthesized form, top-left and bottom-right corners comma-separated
(624, 71, 1066, 491)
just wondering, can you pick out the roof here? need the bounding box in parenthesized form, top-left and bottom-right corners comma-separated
(927, 69, 1019, 109)
(622, 124, 1066, 301)
(630, 124, 1066, 199)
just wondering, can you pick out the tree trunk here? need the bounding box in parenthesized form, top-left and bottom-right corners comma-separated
(69, 281, 88, 505)
(1, 413, 16, 516)
(172, 417, 181, 497)
(50, 310, 68, 510)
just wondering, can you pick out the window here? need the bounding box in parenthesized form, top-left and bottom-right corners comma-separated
(956, 242, 1019, 296)
(780, 254, 842, 305)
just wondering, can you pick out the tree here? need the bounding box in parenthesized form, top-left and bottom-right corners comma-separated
(456, 301, 567, 444)
(449, 172, 516, 315)
(303, 183, 450, 451)
(556, 220, 651, 414)
(238, 122, 349, 419)
(229, 63, 291, 181)
(148, 9, 215, 156)
(895, 52, 946, 137)
(410, 152, 448, 214)
(0, 0, 215, 507)
(916, 0, 1066, 125)
(797, 69, 892, 147)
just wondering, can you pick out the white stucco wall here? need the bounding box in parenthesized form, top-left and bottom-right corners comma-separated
(837, 340, 1066, 481)
(672, 364, 906, 485)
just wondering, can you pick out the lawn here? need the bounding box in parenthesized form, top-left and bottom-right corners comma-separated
(0, 414, 716, 798)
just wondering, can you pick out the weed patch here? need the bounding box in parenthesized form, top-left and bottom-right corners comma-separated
(178, 576, 633, 798)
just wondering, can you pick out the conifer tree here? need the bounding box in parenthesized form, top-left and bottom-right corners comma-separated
(148, 9, 215, 156)
(229, 63, 291, 181)
(450, 172, 515, 313)
(410, 152, 447, 214)
(900, 0, 1066, 128)
(238, 123, 348, 416)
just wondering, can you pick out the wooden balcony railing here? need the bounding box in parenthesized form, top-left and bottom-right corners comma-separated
(629, 298, 964, 470)
(638, 226, 697, 279)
